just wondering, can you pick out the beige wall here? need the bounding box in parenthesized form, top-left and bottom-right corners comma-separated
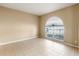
(0, 4, 79, 47)
(0, 6, 39, 44)
(40, 4, 79, 46)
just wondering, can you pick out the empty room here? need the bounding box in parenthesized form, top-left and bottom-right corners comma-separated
(0, 3, 79, 56)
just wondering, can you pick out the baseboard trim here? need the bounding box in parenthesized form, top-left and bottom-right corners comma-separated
(0, 37, 79, 48)
(63, 42, 79, 48)
(0, 37, 37, 46)
(45, 38, 79, 48)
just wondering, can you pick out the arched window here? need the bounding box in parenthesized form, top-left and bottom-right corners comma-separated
(45, 16, 64, 40)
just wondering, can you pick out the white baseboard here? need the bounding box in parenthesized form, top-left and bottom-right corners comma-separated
(63, 42, 79, 48)
(45, 38, 79, 48)
(0, 37, 79, 48)
(0, 36, 37, 46)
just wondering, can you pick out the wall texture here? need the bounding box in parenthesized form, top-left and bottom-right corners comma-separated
(0, 6, 39, 44)
(40, 4, 79, 46)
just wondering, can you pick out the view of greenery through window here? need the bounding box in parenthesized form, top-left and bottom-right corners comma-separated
(45, 17, 64, 40)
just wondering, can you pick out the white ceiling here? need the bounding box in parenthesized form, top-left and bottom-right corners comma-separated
(0, 3, 76, 16)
